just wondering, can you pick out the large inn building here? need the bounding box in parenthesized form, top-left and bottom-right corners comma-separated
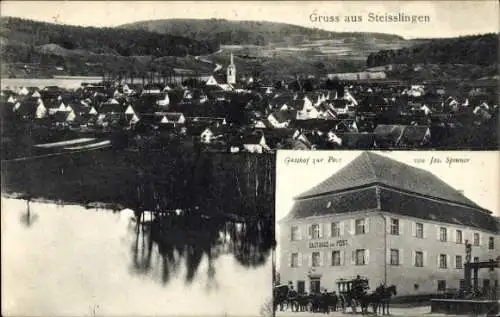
(279, 152, 499, 296)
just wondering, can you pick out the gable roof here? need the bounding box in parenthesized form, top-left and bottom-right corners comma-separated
(295, 152, 483, 210)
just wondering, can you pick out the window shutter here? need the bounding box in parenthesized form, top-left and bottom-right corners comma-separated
(340, 221, 345, 236)
(479, 233, 482, 246)
(298, 252, 303, 267)
(365, 218, 370, 233)
(298, 225, 302, 240)
(351, 251, 356, 265)
(399, 249, 404, 265)
(423, 223, 427, 239)
(308, 253, 312, 267)
(436, 225, 440, 241)
(399, 219, 404, 235)
(326, 251, 332, 266)
(288, 252, 292, 267)
(412, 251, 416, 266)
(423, 251, 427, 267)
(447, 255, 450, 269)
(437, 254, 440, 268)
(365, 249, 370, 264)
(308, 225, 312, 240)
(385, 216, 391, 233)
(350, 219, 355, 235)
(341, 251, 345, 265)
(326, 223, 331, 238)
(412, 222, 416, 237)
(319, 223, 323, 238)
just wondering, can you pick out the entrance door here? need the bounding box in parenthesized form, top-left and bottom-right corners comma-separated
(310, 277, 321, 294)
(297, 280, 305, 294)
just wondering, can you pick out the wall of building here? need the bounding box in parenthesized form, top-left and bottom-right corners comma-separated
(279, 209, 499, 296)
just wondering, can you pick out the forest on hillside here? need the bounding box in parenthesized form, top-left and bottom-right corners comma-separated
(0, 17, 219, 61)
(121, 18, 405, 46)
(366, 34, 498, 67)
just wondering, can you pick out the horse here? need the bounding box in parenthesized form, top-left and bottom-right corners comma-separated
(273, 285, 289, 312)
(375, 284, 397, 315)
(296, 293, 311, 312)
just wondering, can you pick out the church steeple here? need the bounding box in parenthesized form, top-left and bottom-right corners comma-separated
(226, 52, 236, 84)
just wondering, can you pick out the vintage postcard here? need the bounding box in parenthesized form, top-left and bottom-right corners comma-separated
(0, 1, 499, 317)
(275, 150, 499, 315)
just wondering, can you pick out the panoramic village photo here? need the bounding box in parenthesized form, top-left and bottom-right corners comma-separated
(0, 1, 499, 317)
(274, 151, 499, 316)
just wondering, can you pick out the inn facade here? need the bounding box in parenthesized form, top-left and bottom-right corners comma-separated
(278, 152, 499, 296)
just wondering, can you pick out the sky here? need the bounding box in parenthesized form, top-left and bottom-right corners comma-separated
(275, 150, 500, 268)
(1, 1, 498, 39)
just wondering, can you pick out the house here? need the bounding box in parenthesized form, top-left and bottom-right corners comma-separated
(336, 132, 376, 149)
(373, 124, 406, 148)
(156, 112, 186, 125)
(200, 126, 225, 144)
(267, 111, 295, 129)
(398, 126, 431, 147)
(15, 98, 46, 120)
(142, 84, 162, 95)
(156, 93, 170, 107)
(242, 132, 270, 154)
(205, 75, 219, 86)
(295, 98, 320, 120)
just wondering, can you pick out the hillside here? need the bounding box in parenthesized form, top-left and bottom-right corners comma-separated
(0, 17, 219, 77)
(367, 34, 498, 67)
(120, 18, 405, 46)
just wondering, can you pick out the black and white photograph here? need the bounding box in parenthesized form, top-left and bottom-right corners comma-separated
(0, 1, 499, 317)
(0, 1, 498, 155)
(275, 150, 499, 316)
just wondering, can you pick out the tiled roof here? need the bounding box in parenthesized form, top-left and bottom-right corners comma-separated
(295, 152, 483, 211)
(284, 184, 496, 232)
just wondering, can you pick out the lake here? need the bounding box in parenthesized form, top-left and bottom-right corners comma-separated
(1, 197, 273, 316)
(1, 77, 103, 90)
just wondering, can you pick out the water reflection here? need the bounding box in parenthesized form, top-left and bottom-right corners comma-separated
(2, 198, 272, 316)
(130, 210, 273, 288)
(19, 199, 39, 227)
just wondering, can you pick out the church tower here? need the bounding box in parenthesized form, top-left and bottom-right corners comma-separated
(226, 52, 236, 84)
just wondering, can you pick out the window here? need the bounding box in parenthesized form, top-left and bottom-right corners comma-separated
(473, 233, 480, 246)
(291, 253, 299, 268)
(416, 223, 424, 238)
(390, 218, 399, 235)
(312, 252, 321, 267)
(355, 249, 366, 265)
(390, 249, 400, 265)
(355, 219, 365, 235)
(311, 224, 320, 239)
(310, 278, 321, 294)
(291, 226, 299, 241)
(489, 237, 494, 250)
(456, 255, 463, 269)
(437, 280, 446, 292)
(297, 281, 305, 294)
(415, 251, 424, 267)
(456, 230, 463, 244)
(332, 250, 341, 266)
(440, 227, 447, 242)
(439, 254, 447, 268)
(331, 222, 340, 237)
(459, 279, 466, 290)
(474, 256, 479, 263)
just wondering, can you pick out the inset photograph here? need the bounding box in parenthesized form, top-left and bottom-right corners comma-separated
(2, 153, 275, 316)
(275, 150, 499, 316)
